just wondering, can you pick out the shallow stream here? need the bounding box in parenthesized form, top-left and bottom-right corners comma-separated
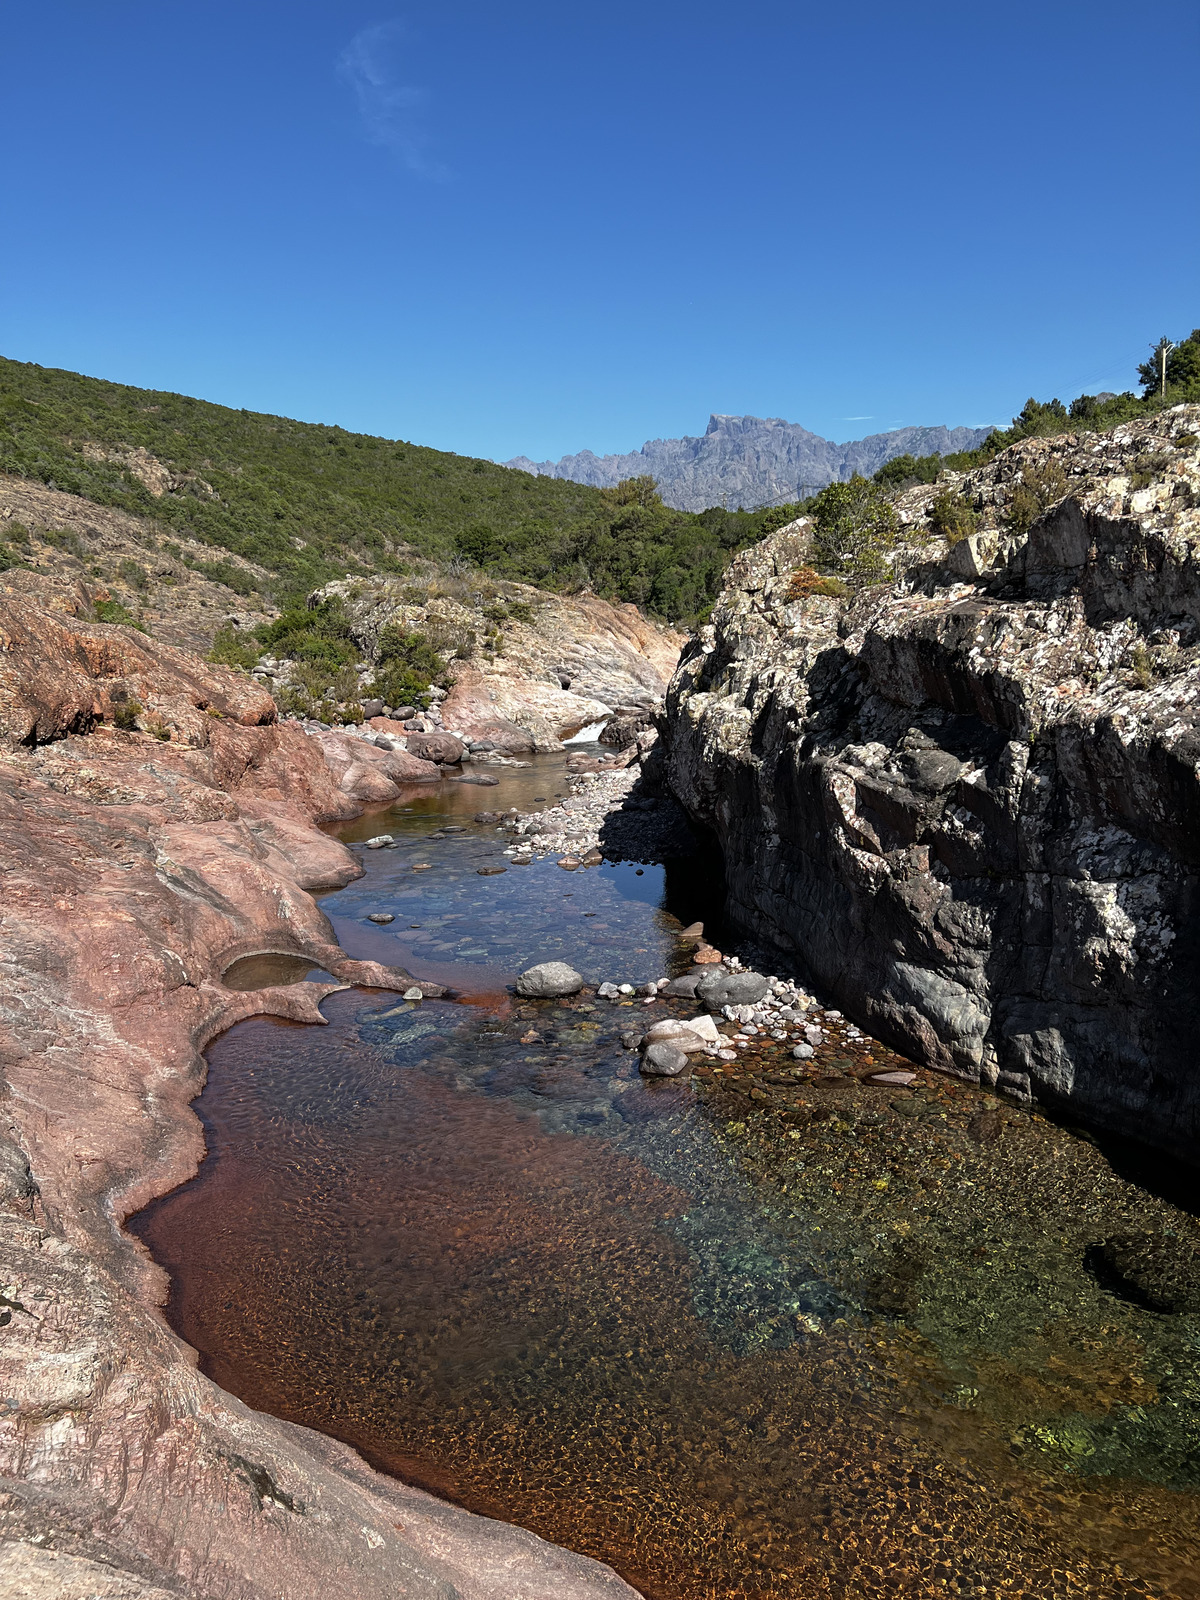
(131, 754, 1200, 1599)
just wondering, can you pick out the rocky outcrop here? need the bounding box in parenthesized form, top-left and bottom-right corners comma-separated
(0, 475, 274, 656)
(313, 576, 684, 749)
(508, 415, 994, 512)
(664, 404, 1200, 1160)
(0, 601, 640, 1598)
(0, 593, 278, 747)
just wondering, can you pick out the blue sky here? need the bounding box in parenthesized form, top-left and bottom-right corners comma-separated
(2, 1, 1197, 462)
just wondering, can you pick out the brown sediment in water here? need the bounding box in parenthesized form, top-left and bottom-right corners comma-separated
(131, 982, 1200, 1600)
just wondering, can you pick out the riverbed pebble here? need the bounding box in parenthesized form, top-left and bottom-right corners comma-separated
(367, 913, 395, 924)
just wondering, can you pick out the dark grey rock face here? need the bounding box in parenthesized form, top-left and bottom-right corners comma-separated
(508, 415, 994, 512)
(663, 405, 1200, 1161)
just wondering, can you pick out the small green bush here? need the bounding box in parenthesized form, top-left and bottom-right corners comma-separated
(94, 598, 147, 631)
(42, 526, 85, 557)
(256, 598, 356, 672)
(208, 624, 261, 671)
(929, 490, 978, 543)
(1129, 451, 1170, 491)
(367, 625, 449, 709)
(117, 557, 149, 591)
(809, 476, 898, 581)
(1008, 460, 1069, 532)
(192, 558, 260, 597)
(874, 453, 943, 490)
(112, 697, 143, 730)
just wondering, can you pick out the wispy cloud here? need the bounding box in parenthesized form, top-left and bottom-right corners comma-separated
(338, 21, 448, 180)
(843, 415, 874, 421)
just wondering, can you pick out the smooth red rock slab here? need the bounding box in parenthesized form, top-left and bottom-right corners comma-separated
(0, 608, 641, 1600)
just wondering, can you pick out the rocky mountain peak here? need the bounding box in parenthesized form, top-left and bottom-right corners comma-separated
(508, 413, 994, 511)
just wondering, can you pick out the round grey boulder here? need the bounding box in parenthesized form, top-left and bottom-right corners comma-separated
(515, 961, 584, 998)
(640, 1042, 689, 1077)
(792, 1042, 815, 1060)
(695, 970, 770, 1011)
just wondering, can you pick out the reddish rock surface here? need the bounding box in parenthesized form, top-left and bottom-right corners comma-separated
(314, 727, 443, 799)
(0, 601, 641, 1599)
(0, 594, 276, 747)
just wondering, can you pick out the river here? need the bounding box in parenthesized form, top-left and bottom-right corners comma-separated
(130, 752, 1200, 1600)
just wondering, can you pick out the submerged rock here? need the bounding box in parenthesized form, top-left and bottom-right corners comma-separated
(1089, 1232, 1200, 1315)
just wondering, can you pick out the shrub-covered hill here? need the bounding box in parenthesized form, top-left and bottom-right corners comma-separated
(0, 356, 787, 621)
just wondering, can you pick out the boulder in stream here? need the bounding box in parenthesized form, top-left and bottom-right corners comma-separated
(516, 961, 584, 998)
(696, 970, 770, 1010)
(640, 1042, 690, 1076)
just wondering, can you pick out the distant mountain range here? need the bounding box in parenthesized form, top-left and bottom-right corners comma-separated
(507, 414, 995, 512)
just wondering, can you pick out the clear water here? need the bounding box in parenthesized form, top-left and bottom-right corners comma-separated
(130, 755, 1200, 1600)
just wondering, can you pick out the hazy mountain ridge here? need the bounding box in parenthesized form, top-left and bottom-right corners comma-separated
(508, 413, 995, 512)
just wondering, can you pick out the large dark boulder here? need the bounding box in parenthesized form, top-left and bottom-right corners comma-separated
(696, 971, 770, 1010)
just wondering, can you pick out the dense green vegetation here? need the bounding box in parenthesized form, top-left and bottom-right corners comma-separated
(369, 625, 452, 713)
(0, 356, 782, 622)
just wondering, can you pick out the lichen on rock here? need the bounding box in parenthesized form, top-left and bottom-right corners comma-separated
(663, 403, 1200, 1159)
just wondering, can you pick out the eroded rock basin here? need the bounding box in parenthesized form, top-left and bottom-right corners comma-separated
(131, 755, 1200, 1600)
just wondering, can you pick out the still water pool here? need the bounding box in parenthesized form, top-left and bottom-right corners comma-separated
(130, 757, 1200, 1599)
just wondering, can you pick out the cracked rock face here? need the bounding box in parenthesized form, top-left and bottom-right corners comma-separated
(663, 405, 1200, 1160)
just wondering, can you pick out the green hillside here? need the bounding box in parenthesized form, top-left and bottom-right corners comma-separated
(0, 357, 780, 621)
